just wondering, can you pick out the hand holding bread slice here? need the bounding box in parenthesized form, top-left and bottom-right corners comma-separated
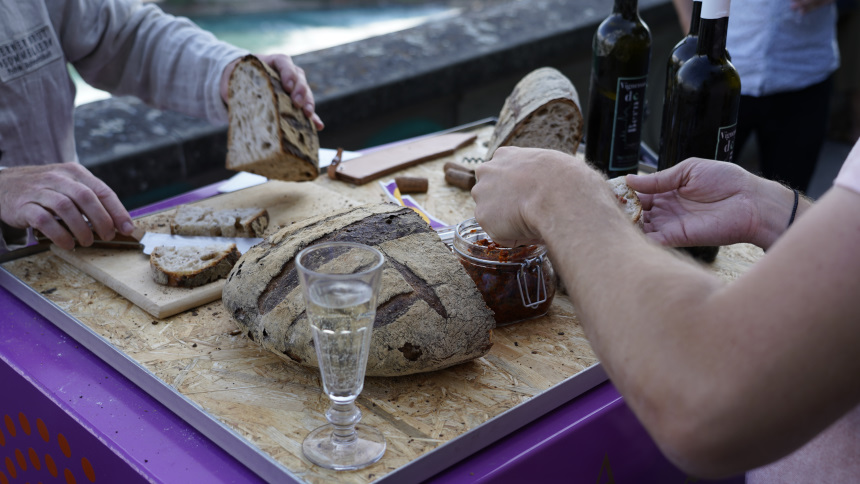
(225, 55, 320, 182)
(487, 68, 640, 227)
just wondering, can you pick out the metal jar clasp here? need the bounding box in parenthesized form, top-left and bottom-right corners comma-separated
(517, 256, 547, 309)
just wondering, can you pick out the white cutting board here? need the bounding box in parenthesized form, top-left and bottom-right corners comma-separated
(51, 180, 358, 319)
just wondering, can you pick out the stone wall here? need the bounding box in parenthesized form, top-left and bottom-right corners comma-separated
(75, 0, 681, 208)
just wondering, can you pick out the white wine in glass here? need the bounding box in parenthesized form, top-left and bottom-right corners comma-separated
(296, 242, 386, 471)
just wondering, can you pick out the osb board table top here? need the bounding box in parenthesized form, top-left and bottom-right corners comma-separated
(1, 124, 764, 483)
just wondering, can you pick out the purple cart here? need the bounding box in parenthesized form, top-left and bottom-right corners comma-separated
(1, 183, 745, 484)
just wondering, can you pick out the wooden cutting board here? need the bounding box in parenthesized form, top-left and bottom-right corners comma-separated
(51, 180, 359, 318)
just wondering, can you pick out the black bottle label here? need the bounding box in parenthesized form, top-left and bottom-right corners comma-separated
(610, 75, 648, 171)
(715, 123, 737, 162)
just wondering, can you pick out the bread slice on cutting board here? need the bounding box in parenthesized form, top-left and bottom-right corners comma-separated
(150, 244, 240, 288)
(486, 67, 583, 159)
(225, 55, 320, 182)
(170, 205, 269, 238)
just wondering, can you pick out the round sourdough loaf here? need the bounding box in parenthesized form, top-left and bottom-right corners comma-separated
(222, 203, 495, 377)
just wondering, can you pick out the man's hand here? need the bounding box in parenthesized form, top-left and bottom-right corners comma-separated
(472, 146, 609, 248)
(220, 54, 324, 131)
(0, 164, 135, 250)
(627, 158, 775, 249)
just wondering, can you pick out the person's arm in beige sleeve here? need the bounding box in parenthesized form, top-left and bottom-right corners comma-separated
(471, 146, 860, 478)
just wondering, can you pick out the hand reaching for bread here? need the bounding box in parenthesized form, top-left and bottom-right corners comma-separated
(472, 146, 627, 248)
(220, 54, 324, 131)
(626, 158, 797, 251)
(0, 163, 135, 250)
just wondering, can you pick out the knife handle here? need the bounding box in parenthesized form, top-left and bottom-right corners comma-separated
(34, 221, 144, 249)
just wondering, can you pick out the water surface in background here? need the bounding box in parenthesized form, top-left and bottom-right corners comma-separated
(72, 5, 457, 105)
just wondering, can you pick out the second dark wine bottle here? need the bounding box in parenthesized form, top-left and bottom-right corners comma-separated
(658, 0, 740, 169)
(657, 0, 702, 160)
(585, 0, 652, 178)
(658, 0, 740, 263)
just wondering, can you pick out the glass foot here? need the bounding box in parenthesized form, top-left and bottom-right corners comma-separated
(302, 423, 386, 471)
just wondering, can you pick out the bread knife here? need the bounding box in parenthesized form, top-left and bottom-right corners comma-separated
(36, 227, 263, 255)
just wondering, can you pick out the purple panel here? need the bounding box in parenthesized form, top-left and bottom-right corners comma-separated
(129, 182, 223, 218)
(0, 286, 265, 483)
(0, 360, 148, 483)
(425, 382, 746, 484)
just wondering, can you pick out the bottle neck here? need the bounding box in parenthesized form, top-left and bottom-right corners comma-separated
(697, 0, 731, 59)
(688, 1, 703, 36)
(613, 0, 639, 19)
(696, 16, 729, 60)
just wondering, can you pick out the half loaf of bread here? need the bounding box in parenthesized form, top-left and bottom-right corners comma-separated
(226, 55, 320, 182)
(486, 67, 583, 160)
(150, 244, 240, 288)
(222, 203, 496, 377)
(170, 205, 269, 238)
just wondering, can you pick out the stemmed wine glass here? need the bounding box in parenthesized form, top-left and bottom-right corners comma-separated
(295, 241, 386, 470)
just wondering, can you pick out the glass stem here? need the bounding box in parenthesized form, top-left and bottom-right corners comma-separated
(326, 400, 362, 445)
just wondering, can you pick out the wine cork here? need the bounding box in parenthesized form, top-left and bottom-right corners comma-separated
(394, 176, 429, 194)
(444, 167, 476, 190)
(443, 162, 474, 175)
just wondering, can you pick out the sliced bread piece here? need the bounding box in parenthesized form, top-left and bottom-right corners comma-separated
(608, 176, 643, 228)
(225, 55, 320, 182)
(170, 205, 269, 238)
(486, 67, 583, 160)
(150, 244, 241, 288)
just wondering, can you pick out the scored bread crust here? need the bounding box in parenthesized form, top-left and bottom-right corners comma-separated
(486, 67, 583, 159)
(170, 205, 269, 238)
(608, 176, 643, 228)
(222, 203, 496, 377)
(150, 244, 241, 288)
(225, 55, 320, 182)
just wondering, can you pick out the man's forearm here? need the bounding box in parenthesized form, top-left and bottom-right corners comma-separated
(534, 180, 860, 476)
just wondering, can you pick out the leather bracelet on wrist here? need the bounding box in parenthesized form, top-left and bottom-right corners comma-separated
(787, 188, 800, 229)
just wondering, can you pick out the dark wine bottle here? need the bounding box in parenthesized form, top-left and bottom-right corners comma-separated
(584, 0, 652, 178)
(658, 0, 740, 169)
(659, 0, 740, 263)
(657, 0, 702, 160)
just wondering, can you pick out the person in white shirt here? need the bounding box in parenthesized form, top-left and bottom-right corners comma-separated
(469, 138, 860, 481)
(0, 0, 324, 252)
(673, 0, 839, 193)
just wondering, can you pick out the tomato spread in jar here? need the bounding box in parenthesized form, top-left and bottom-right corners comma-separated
(453, 218, 555, 327)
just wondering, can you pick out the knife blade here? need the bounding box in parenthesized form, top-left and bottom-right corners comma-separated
(136, 232, 263, 255)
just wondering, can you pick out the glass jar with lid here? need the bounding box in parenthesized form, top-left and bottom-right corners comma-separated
(452, 218, 556, 327)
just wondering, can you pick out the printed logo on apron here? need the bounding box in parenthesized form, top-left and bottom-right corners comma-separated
(0, 24, 63, 83)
